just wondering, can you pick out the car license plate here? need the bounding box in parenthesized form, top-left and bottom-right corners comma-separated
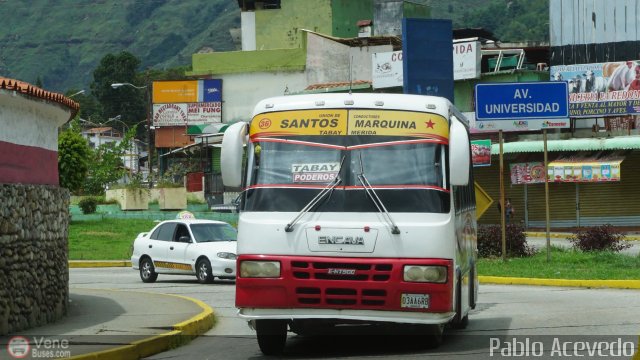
(401, 293, 430, 309)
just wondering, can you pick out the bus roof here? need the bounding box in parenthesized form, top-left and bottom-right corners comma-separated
(252, 93, 456, 119)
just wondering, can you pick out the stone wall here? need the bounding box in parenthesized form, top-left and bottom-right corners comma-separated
(0, 184, 69, 335)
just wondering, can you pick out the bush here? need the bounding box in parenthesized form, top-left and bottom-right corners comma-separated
(78, 197, 98, 214)
(477, 223, 535, 258)
(568, 224, 631, 252)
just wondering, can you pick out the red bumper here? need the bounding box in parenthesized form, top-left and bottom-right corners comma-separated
(236, 255, 453, 313)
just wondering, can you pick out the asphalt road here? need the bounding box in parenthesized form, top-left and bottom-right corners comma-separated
(70, 268, 640, 359)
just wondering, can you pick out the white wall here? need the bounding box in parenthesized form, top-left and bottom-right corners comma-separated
(0, 89, 70, 151)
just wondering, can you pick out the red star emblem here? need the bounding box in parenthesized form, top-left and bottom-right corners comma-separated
(425, 120, 435, 129)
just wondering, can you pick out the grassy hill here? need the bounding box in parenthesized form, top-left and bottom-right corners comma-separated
(0, 0, 239, 92)
(0, 0, 547, 93)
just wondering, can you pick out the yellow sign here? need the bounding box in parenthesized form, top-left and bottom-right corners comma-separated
(250, 109, 450, 140)
(474, 181, 493, 220)
(153, 81, 198, 103)
(250, 110, 348, 137)
(348, 110, 449, 139)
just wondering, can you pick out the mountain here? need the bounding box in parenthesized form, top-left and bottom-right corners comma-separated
(0, 0, 239, 92)
(0, 0, 548, 93)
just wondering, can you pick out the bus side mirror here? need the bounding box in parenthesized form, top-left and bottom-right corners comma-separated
(221, 122, 247, 188)
(449, 118, 470, 186)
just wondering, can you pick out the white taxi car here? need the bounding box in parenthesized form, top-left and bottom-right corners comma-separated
(131, 219, 237, 284)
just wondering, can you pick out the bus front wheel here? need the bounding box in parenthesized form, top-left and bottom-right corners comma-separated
(255, 319, 287, 355)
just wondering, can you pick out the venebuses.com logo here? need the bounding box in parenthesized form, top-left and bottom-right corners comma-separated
(6, 335, 71, 359)
(7, 336, 30, 359)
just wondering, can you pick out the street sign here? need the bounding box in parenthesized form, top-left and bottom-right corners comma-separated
(475, 82, 569, 131)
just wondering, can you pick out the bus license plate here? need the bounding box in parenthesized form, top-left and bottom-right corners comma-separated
(401, 293, 429, 309)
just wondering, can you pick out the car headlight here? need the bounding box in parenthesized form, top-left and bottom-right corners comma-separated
(217, 252, 237, 260)
(403, 265, 447, 283)
(240, 261, 281, 278)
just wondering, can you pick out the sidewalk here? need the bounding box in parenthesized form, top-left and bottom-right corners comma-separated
(0, 288, 214, 360)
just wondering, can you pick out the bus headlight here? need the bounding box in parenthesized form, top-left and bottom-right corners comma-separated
(240, 261, 281, 278)
(403, 265, 447, 283)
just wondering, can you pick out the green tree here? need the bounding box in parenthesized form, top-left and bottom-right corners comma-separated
(58, 118, 91, 193)
(83, 128, 136, 195)
(90, 51, 146, 132)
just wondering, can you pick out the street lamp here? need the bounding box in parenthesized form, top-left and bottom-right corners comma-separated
(111, 82, 147, 90)
(111, 81, 153, 183)
(68, 89, 85, 98)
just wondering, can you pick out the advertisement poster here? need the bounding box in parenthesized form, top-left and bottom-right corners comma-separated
(510, 162, 546, 184)
(471, 139, 491, 167)
(153, 102, 222, 127)
(550, 61, 640, 117)
(152, 79, 222, 128)
(547, 161, 621, 182)
(510, 159, 622, 184)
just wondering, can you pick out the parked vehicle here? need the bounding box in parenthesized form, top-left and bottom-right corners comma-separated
(131, 219, 237, 284)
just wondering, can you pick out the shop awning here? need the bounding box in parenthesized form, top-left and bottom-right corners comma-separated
(491, 136, 640, 154)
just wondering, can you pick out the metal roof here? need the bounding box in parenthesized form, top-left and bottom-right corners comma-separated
(491, 136, 640, 154)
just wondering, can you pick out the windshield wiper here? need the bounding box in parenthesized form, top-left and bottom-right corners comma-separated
(357, 153, 401, 235)
(284, 156, 345, 232)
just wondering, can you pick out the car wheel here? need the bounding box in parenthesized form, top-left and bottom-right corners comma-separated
(196, 258, 214, 284)
(139, 257, 158, 283)
(256, 320, 287, 355)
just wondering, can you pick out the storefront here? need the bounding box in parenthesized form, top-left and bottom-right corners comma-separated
(473, 137, 640, 228)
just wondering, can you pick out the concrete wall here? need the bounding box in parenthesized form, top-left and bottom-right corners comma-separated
(255, 0, 332, 50)
(217, 71, 307, 123)
(306, 32, 392, 85)
(241, 11, 256, 51)
(331, 0, 373, 38)
(0, 184, 69, 335)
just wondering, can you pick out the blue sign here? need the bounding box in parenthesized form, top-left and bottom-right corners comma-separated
(475, 82, 569, 121)
(199, 79, 222, 102)
(402, 19, 454, 102)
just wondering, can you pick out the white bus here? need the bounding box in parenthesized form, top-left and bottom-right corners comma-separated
(221, 93, 478, 355)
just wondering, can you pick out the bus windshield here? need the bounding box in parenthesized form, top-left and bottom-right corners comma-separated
(245, 136, 450, 213)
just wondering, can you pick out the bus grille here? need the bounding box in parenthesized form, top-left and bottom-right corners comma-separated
(295, 287, 387, 306)
(291, 261, 392, 281)
(291, 261, 392, 306)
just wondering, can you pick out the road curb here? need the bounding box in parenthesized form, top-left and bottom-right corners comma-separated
(479, 276, 640, 289)
(69, 290, 215, 360)
(69, 261, 132, 268)
(525, 232, 640, 241)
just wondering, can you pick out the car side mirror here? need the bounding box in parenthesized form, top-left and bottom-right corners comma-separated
(179, 236, 191, 243)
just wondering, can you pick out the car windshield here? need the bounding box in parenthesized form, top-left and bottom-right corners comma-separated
(190, 223, 237, 243)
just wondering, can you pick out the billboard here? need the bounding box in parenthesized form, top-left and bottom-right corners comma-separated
(550, 61, 640, 118)
(402, 19, 454, 102)
(372, 51, 403, 89)
(453, 40, 481, 80)
(152, 79, 222, 127)
(372, 40, 480, 90)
